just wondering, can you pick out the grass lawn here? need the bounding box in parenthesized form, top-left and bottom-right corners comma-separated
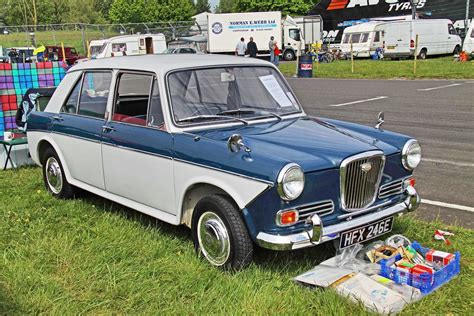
(0, 167, 472, 314)
(279, 57, 474, 79)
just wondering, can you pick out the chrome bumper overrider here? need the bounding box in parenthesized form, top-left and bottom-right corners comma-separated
(256, 186, 420, 251)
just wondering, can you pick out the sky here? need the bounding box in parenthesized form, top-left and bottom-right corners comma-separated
(209, 0, 219, 11)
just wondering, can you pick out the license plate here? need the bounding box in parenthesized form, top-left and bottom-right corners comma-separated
(387, 45, 396, 50)
(339, 217, 394, 249)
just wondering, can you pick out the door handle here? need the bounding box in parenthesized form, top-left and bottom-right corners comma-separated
(51, 115, 64, 122)
(102, 125, 116, 133)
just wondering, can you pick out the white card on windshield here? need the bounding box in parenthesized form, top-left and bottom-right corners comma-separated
(259, 75, 292, 107)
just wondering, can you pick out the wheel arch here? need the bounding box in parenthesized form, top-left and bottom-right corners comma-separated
(180, 182, 238, 228)
(34, 136, 73, 182)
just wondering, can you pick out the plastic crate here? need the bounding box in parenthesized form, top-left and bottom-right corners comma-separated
(378, 241, 460, 294)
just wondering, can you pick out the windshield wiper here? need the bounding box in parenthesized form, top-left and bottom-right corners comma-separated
(177, 114, 248, 125)
(217, 108, 282, 121)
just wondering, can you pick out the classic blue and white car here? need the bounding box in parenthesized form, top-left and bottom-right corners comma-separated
(27, 55, 421, 270)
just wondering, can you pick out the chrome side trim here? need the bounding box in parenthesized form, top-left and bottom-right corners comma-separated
(340, 150, 385, 212)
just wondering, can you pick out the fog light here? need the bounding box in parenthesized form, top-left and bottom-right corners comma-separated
(276, 210, 299, 226)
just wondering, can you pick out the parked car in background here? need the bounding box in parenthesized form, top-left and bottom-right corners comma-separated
(93, 34, 167, 58)
(384, 19, 462, 59)
(340, 21, 385, 58)
(5, 47, 36, 62)
(27, 55, 421, 270)
(162, 47, 198, 54)
(44, 45, 83, 65)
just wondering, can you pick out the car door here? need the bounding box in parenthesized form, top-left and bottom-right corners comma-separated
(51, 70, 112, 189)
(101, 72, 175, 214)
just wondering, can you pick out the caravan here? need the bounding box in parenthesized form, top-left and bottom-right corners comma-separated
(462, 19, 474, 56)
(340, 22, 385, 57)
(94, 34, 167, 59)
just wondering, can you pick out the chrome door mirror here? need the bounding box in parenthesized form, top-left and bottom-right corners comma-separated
(375, 111, 385, 130)
(227, 134, 251, 153)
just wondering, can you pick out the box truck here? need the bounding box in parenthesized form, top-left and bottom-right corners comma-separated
(94, 34, 167, 59)
(384, 19, 462, 59)
(207, 12, 322, 60)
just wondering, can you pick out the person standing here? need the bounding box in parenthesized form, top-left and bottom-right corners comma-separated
(268, 36, 276, 64)
(235, 37, 247, 57)
(247, 37, 258, 58)
(273, 41, 280, 66)
(8, 48, 19, 63)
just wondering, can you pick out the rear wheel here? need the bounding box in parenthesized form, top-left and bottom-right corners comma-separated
(453, 45, 461, 55)
(192, 195, 253, 270)
(419, 48, 427, 60)
(42, 148, 74, 199)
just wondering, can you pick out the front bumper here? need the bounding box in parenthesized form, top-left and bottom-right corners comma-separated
(256, 186, 420, 251)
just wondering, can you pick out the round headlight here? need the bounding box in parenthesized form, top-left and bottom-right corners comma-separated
(402, 139, 422, 170)
(277, 163, 305, 201)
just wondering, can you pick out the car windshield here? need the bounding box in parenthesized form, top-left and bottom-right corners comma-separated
(168, 66, 301, 126)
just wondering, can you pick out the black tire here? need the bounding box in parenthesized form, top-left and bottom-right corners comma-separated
(419, 48, 427, 60)
(453, 45, 461, 55)
(192, 195, 253, 270)
(283, 50, 295, 61)
(42, 147, 75, 199)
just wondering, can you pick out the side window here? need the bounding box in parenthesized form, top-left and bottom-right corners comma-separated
(342, 34, 350, 44)
(147, 79, 165, 129)
(289, 29, 300, 41)
(374, 31, 380, 43)
(351, 33, 361, 43)
(471, 28, 474, 38)
(61, 76, 82, 113)
(112, 73, 153, 126)
(77, 72, 112, 118)
(448, 24, 456, 35)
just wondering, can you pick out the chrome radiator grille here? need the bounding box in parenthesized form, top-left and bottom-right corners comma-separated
(340, 152, 385, 211)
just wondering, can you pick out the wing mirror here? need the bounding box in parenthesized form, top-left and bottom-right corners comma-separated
(227, 134, 251, 153)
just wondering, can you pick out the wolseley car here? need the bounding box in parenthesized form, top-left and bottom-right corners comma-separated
(27, 55, 421, 270)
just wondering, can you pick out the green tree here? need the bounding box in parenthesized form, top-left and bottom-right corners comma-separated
(195, 0, 210, 13)
(233, 0, 316, 16)
(215, 0, 234, 13)
(109, 0, 196, 23)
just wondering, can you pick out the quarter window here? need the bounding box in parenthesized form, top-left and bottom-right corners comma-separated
(147, 79, 165, 129)
(61, 77, 82, 113)
(77, 72, 112, 118)
(113, 73, 153, 126)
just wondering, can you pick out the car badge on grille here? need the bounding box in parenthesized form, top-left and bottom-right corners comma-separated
(360, 162, 372, 173)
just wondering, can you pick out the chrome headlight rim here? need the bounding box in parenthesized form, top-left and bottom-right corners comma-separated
(402, 139, 421, 170)
(277, 163, 305, 201)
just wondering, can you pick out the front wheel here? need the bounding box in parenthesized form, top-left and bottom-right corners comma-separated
(192, 195, 253, 270)
(418, 48, 427, 60)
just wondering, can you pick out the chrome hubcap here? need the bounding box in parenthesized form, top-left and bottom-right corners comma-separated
(197, 211, 230, 266)
(45, 157, 63, 194)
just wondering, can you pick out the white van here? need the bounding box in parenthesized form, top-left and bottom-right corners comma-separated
(384, 19, 462, 59)
(340, 22, 385, 57)
(462, 19, 474, 55)
(94, 34, 167, 59)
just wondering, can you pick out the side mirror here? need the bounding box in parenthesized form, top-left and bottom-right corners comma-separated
(375, 111, 385, 130)
(227, 134, 251, 153)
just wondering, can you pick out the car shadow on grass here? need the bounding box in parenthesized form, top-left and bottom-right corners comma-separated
(74, 188, 338, 272)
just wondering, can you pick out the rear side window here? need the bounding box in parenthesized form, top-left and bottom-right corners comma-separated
(113, 73, 153, 126)
(77, 72, 112, 118)
(61, 77, 82, 113)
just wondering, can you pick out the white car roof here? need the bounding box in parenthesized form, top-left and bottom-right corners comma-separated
(69, 54, 273, 76)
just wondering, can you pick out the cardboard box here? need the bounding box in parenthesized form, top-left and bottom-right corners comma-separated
(426, 250, 454, 266)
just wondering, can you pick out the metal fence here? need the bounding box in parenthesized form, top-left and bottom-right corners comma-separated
(1, 22, 202, 54)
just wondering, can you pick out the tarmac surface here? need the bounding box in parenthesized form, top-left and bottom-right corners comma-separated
(287, 78, 474, 229)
